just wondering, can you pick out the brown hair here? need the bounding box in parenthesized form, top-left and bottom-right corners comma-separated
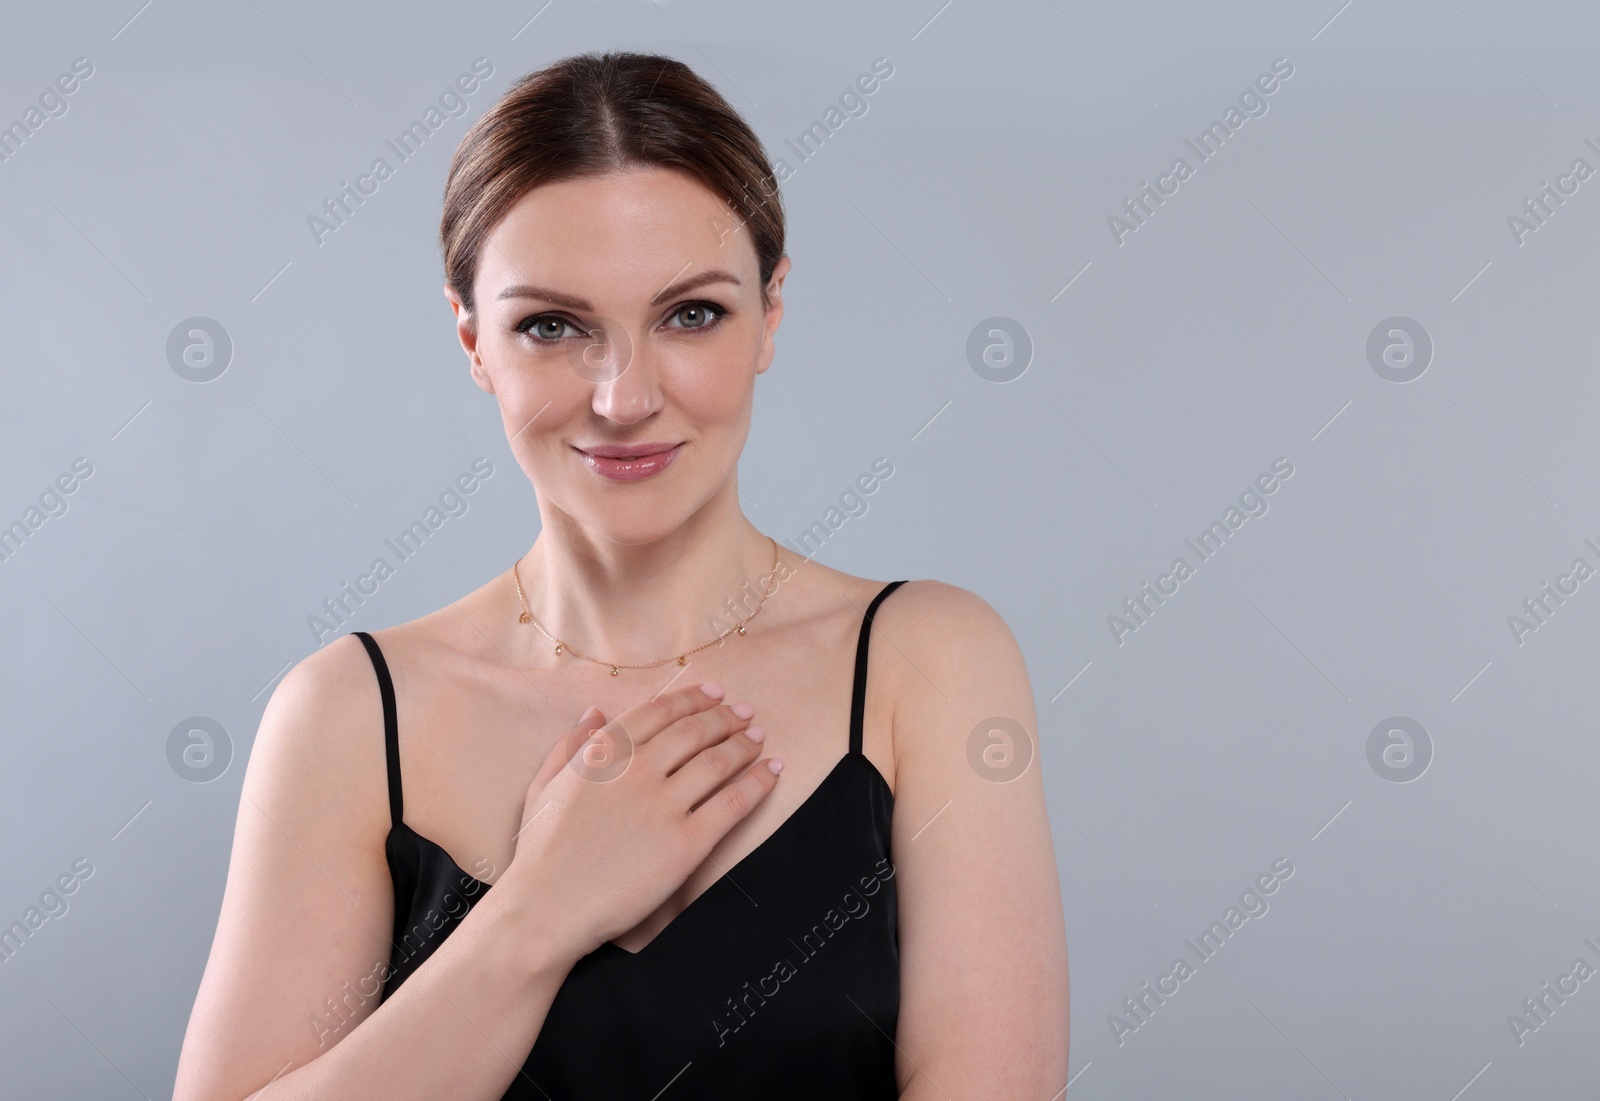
(440, 51, 786, 315)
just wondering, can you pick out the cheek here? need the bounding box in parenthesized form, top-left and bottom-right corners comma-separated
(665, 367, 752, 458)
(483, 334, 582, 411)
(483, 365, 587, 472)
(663, 332, 759, 420)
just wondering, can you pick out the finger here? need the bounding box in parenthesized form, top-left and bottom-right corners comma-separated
(534, 707, 607, 789)
(665, 723, 766, 813)
(516, 709, 608, 848)
(685, 756, 784, 846)
(608, 680, 728, 750)
(644, 701, 754, 775)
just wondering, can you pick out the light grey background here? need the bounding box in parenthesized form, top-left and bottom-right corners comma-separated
(3, 1, 1599, 1097)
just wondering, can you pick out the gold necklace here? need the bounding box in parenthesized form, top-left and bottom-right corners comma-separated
(512, 537, 782, 675)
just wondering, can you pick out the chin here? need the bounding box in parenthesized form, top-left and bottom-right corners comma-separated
(570, 503, 697, 547)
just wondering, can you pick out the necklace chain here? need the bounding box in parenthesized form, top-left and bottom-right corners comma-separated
(512, 537, 782, 675)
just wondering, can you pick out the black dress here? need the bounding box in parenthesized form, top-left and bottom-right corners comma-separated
(352, 579, 907, 1098)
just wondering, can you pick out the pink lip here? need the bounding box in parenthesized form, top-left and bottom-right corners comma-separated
(578, 442, 683, 459)
(574, 442, 684, 482)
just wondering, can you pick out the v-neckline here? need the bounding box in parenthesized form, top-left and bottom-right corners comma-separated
(389, 751, 891, 959)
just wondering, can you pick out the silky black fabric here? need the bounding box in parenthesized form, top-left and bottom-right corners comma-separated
(354, 578, 907, 1099)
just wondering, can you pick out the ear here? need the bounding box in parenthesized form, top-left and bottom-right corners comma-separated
(445, 283, 494, 394)
(755, 254, 791, 377)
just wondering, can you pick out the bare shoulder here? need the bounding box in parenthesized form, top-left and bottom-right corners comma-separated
(270, 631, 386, 719)
(871, 577, 1017, 646)
(866, 579, 1036, 762)
(243, 632, 392, 855)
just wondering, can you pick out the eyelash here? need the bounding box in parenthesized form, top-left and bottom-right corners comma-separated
(514, 300, 729, 343)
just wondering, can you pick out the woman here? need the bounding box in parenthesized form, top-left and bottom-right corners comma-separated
(174, 50, 1067, 1100)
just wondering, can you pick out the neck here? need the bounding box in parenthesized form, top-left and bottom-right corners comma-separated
(511, 501, 786, 668)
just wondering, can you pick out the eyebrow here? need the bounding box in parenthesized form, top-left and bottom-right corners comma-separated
(496, 268, 743, 310)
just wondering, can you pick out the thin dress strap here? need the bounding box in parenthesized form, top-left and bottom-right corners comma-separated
(353, 631, 404, 828)
(849, 580, 909, 757)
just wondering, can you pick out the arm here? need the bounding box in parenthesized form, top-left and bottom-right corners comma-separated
(881, 582, 1070, 1099)
(171, 634, 584, 1101)
(173, 637, 779, 1101)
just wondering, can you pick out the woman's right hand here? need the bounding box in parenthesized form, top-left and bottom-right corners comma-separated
(499, 681, 782, 960)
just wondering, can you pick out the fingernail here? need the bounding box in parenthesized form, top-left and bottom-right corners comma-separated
(745, 724, 766, 743)
(579, 706, 601, 724)
(700, 682, 725, 699)
(766, 757, 784, 775)
(730, 701, 755, 719)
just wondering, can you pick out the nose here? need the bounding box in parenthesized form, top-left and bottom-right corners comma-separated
(586, 320, 661, 426)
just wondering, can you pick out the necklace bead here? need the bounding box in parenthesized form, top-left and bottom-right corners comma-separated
(512, 537, 781, 672)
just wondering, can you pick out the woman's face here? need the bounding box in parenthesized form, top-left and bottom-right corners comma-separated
(449, 166, 789, 546)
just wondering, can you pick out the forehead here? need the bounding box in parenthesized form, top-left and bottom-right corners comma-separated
(477, 166, 755, 302)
